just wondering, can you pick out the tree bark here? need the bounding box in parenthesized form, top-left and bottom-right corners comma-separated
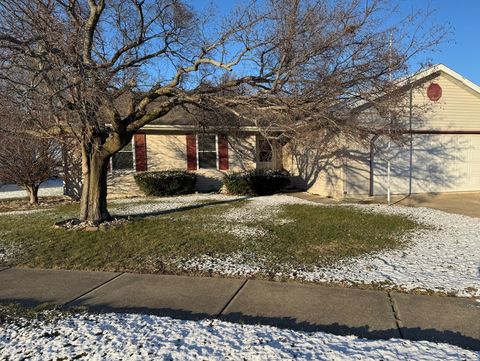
(25, 184, 39, 204)
(79, 138, 111, 223)
(62, 143, 82, 201)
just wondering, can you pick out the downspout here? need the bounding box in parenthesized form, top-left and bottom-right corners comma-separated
(342, 140, 351, 198)
(369, 134, 379, 196)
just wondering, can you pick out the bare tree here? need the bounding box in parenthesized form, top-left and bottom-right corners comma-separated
(0, 0, 446, 222)
(0, 131, 61, 204)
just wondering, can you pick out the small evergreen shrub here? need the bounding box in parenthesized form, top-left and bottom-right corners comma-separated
(134, 170, 196, 196)
(223, 169, 290, 196)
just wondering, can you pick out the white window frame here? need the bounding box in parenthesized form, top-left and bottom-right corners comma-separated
(110, 139, 136, 172)
(196, 134, 219, 170)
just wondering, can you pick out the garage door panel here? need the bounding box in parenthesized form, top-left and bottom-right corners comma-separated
(372, 134, 480, 194)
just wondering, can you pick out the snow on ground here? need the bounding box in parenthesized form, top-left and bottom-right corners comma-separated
(0, 179, 64, 200)
(0, 209, 48, 216)
(111, 193, 243, 217)
(167, 195, 480, 298)
(1, 312, 477, 360)
(1, 193, 478, 297)
(312, 203, 480, 297)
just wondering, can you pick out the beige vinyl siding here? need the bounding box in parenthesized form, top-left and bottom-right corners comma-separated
(108, 134, 187, 198)
(341, 139, 372, 196)
(307, 165, 344, 197)
(146, 134, 187, 170)
(344, 153, 370, 195)
(195, 134, 256, 192)
(411, 73, 480, 131)
(108, 133, 260, 195)
(283, 142, 345, 197)
(229, 134, 256, 171)
(146, 133, 257, 172)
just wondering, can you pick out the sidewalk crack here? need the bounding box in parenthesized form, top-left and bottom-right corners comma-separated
(216, 278, 248, 318)
(387, 291, 404, 339)
(63, 272, 125, 308)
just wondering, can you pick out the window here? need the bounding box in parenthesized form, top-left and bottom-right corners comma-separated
(112, 142, 134, 170)
(198, 134, 217, 169)
(258, 138, 273, 162)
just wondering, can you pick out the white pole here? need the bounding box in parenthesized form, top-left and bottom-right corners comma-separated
(387, 33, 393, 206)
(387, 141, 391, 205)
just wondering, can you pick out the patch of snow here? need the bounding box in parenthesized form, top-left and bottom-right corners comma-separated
(0, 312, 477, 360)
(0, 179, 64, 200)
(112, 194, 243, 216)
(216, 195, 308, 239)
(176, 252, 269, 277)
(0, 243, 16, 263)
(223, 224, 269, 240)
(0, 209, 48, 217)
(218, 199, 281, 239)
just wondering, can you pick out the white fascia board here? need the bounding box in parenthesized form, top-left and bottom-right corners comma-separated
(402, 64, 480, 96)
(351, 64, 480, 110)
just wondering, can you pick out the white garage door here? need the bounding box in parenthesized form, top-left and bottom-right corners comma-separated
(371, 134, 480, 194)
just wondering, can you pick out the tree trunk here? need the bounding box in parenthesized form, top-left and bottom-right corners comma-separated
(25, 184, 39, 204)
(79, 140, 111, 223)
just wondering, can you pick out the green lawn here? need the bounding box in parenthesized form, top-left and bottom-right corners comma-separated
(0, 198, 419, 275)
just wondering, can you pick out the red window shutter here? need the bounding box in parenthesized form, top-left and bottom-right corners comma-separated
(218, 134, 229, 170)
(134, 133, 148, 172)
(186, 134, 197, 170)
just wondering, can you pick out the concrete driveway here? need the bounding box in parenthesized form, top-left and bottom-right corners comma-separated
(388, 192, 480, 218)
(292, 192, 480, 218)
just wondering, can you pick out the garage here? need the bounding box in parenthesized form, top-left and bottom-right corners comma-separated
(338, 65, 480, 197)
(371, 133, 480, 195)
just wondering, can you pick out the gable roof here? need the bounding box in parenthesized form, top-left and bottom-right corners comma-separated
(352, 64, 480, 112)
(404, 64, 480, 96)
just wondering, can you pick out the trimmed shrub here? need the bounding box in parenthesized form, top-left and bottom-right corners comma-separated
(223, 169, 290, 196)
(134, 170, 196, 196)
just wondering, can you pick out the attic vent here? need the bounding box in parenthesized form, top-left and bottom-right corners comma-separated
(427, 83, 442, 101)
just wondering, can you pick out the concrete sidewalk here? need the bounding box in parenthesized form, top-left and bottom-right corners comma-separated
(0, 267, 478, 351)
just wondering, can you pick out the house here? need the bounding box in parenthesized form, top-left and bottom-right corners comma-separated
(108, 64, 480, 198)
(107, 107, 284, 197)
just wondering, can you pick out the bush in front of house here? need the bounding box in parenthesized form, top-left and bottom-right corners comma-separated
(223, 169, 290, 196)
(134, 170, 196, 196)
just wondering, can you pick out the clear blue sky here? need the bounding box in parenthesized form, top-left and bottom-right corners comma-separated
(400, 0, 480, 85)
(192, 1, 479, 85)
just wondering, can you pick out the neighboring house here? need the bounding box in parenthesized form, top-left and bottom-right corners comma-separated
(108, 64, 480, 198)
